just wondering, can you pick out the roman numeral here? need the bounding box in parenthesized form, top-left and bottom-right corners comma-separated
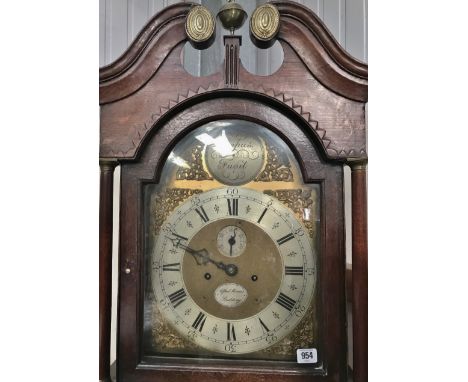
(285, 266, 304, 276)
(162, 263, 180, 272)
(172, 232, 188, 242)
(276, 292, 296, 311)
(258, 317, 270, 334)
(168, 288, 187, 308)
(257, 208, 268, 223)
(277, 233, 295, 245)
(227, 199, 238, 216)
(195, 206, 209, 223)
(227, 322, 236, 341)
(192, 312, 207, 332)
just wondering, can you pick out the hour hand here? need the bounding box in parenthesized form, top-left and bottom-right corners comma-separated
(167, 236, 210, 265)
(191, 248, 211, 266)
(167, 236, 238, 276)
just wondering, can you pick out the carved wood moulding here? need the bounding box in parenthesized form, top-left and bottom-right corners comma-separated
(99, 2, 368, 162)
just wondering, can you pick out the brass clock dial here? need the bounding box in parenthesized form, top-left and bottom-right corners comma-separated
(152, 187, 316, 354)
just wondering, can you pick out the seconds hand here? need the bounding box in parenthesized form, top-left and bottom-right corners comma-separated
(167, 237, 238, 276)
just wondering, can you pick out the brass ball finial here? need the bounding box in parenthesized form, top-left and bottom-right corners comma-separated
(217, 0, 248, 35)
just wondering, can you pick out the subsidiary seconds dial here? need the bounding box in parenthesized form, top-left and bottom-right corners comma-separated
(217, 225, 247, 258)
(152, 187, 317, 354)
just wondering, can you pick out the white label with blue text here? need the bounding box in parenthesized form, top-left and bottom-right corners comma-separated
(296, 348, 318, 364)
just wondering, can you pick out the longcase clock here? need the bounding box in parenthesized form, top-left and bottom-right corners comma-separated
(99, 2, 368, 382)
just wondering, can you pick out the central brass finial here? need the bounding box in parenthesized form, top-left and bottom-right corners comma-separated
(217, 0, 248, 35)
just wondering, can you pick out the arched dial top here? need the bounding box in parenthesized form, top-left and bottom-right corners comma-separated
(152, 187, 317, 354)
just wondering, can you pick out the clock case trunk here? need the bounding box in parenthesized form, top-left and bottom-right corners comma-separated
(99, 2, 367, 382)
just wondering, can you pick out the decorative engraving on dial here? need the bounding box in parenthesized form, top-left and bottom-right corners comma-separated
(176, 144, 212, 181)
(255, 145, 293, 182)
(250, 3, 280, 42)
(205, 132, 265, 185)
(216, 225, 247, 257)
(214, 283, 248, 308)
(185, 5, 215, 43)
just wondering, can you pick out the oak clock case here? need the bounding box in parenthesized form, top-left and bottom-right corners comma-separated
(142, 120, 322, 365)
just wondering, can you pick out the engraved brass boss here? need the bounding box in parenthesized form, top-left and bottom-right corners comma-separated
(185, 5, 215, 43)
(250, 4, 280, 42)
(205, 132, 265, 185)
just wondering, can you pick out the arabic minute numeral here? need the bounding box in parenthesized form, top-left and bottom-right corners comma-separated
(295, 305, 307, 317)
(191, 196, 201, 206)
(225, 342, 237, 353)
(294, 227, 305, 236)
(187, 329, 197, 340)
(162, 223, 174, 234)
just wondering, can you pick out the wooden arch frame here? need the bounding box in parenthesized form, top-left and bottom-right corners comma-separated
(99, 2, 367, 381)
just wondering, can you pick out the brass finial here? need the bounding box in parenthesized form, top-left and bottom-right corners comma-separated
(217, 0, 248, 35)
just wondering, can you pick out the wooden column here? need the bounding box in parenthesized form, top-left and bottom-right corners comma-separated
(99, 160, 117, 382)
(351, 161, 368, 382)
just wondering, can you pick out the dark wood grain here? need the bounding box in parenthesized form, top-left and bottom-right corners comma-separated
(350, 163, 368, 382)
(99, 2, 367, 161)
(99, 160, 117, 382)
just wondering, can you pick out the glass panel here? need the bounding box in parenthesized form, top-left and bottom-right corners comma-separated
(143, 120, 320, 362)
